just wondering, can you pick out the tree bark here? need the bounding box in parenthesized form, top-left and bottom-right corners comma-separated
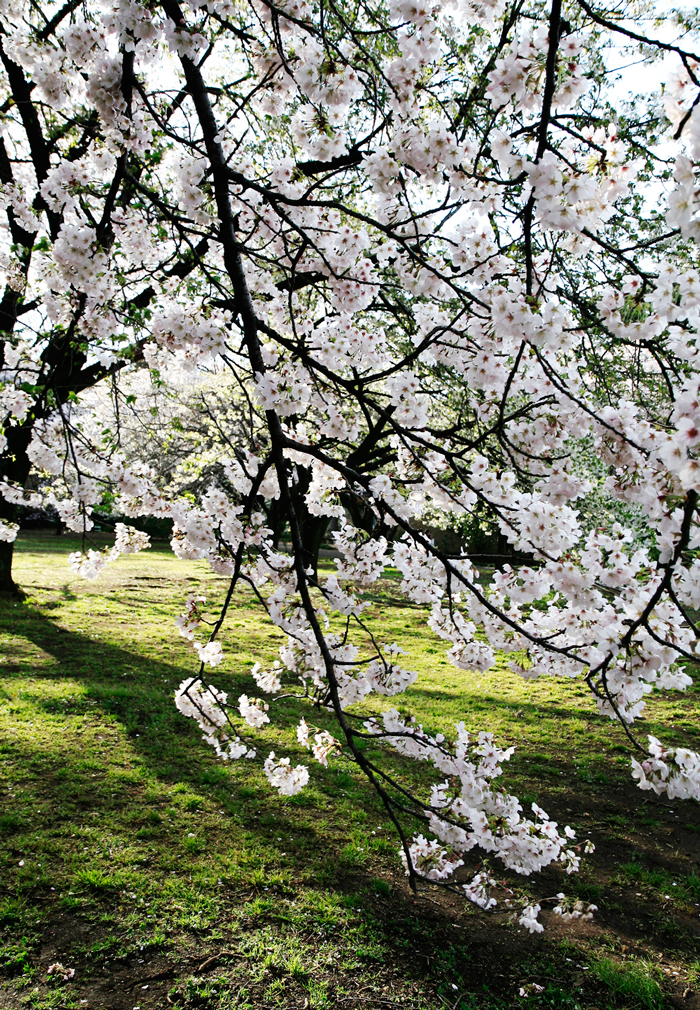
(0, 494, 18, 594)
(264, 471, 330, 577)
(0, 425, 33, 594)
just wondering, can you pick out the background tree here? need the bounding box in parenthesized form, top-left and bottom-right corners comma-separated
(0, 21, 211, 593)
(86, 363, 393, 572)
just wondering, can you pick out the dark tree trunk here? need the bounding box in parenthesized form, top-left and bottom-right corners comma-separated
(290, 468, 329, 579)
(0, 495, 18, 595)
(264, 496, 289, 552)
(0, 425, 33, 595)
(295, 508, 329, 579)
(340, 489, 376, 536)
(262, 468, 330, 578)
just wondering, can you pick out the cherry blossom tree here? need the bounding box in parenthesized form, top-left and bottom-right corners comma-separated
(0, 15, 208, 592)
(84, 366, 346, 568)
(3, 0, 700, 927)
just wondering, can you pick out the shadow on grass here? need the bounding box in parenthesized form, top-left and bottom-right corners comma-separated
(4, 592, 700, 1009)
(4, 608, 526, 1010)
(1, 602, 391, 873)
(6, 602, 700, 830)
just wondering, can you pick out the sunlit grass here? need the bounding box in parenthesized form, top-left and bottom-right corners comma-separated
(1, 531, 699, 1009)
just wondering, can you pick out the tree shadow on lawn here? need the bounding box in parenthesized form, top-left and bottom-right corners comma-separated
(0, 606, 555, 1010)
(7, 599, 700, 831)
(7, 601, 700, 866)
(3, 602, 683, 796)
(3, 605, 700, 1010)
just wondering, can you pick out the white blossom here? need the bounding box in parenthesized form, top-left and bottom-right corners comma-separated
(264, 752, 309, 795)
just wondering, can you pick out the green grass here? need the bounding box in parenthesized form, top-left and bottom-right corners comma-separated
(591, 958, 665, 1010)
(1, 531, 700, 1009)
(616, 862, 700, 909)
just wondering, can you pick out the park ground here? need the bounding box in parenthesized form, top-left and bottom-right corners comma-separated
(1, 531, 700, 1010)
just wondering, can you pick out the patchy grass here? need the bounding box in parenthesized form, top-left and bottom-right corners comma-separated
(0, 531, 699, 1010)
(590, 958, 665, 1010)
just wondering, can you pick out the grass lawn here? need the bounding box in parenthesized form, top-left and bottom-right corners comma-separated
(1, 530, 700, 1010)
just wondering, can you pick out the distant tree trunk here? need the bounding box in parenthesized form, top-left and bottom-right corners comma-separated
(340, 489, 376, 537)
(287, 469, 329, 578)
(264, 469, 329, 578)
(265, 496, 288, 551)
(0, 425, 33, 595)
(0, 495, 17, 595)
(295, 507, 329, 579)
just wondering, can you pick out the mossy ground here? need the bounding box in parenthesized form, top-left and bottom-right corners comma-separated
(1, 531, 700, 1010)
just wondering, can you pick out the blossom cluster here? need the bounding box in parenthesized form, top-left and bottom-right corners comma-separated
(66, 524, 150, 580)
